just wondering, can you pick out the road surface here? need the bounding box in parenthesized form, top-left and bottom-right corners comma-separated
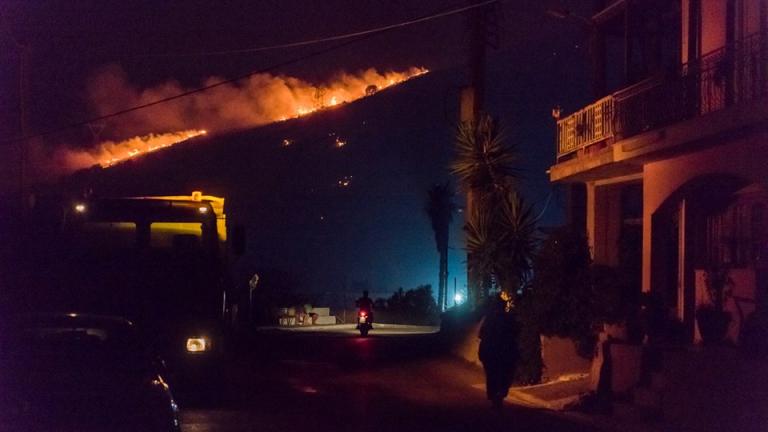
(179, 326, 599, 432)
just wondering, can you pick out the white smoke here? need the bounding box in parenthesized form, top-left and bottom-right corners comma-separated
(36, 64, 427, 175)
(86, 64, 427, 138)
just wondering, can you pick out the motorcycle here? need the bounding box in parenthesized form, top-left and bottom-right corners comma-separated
(356, 310, 372, 336)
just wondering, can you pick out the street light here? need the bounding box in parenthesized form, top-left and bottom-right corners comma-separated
(454, 292, 464, 305)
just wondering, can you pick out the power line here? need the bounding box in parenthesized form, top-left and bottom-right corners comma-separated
(534, 190, 553, 222)
(0, 37, 366, 146)
(135, 0, 497, 59)
(1, 0, 497, 145)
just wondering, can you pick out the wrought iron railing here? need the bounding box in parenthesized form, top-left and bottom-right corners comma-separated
(556, 31, 768, 159)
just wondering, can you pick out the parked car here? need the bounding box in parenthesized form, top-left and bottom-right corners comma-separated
(0, 313, 181, 432)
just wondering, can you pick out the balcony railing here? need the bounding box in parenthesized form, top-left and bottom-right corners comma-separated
(556, 31, 768, 159)
(556, 95, 614, 156)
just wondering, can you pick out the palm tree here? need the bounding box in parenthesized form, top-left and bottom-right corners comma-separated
(452, 115, 539, 304)
(425, 182, 456, 311)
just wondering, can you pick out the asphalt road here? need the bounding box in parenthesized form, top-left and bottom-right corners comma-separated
(178, 326, 599, 432)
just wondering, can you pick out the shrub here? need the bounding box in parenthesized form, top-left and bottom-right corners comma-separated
(530, 227, 596, 357)
(514, 293, 543, 384)
(381, 285, 440, 325)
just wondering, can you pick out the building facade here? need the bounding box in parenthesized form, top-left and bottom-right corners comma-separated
(551, 0, 768, 343)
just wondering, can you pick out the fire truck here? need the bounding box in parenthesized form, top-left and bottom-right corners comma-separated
(26, 191, 243, 384)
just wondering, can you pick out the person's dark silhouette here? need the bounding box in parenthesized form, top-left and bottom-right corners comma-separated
(478, 291, 519, 409)
(356, 290, 375, 325)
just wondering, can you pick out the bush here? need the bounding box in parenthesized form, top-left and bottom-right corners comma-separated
(514, 293, 543, 384)
(530, 227, 645, 357)
(530, 227, 596, 357)
(380, 285, 440, 325)
(591, 265, 643, 343)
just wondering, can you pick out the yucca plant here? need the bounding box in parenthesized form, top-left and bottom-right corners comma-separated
(453, 115, 533, 301)
(451, 115, 520, 193)
(464, 187, 538, 296)
(464, 198, 498, 302)
(495, 189, 538, 294)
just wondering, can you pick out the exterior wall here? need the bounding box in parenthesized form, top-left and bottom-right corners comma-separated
(540, 336, 592, 382)
(683, 0, 763, 63)
(642, 131, 768, 292)
(701, 0, 728, 54)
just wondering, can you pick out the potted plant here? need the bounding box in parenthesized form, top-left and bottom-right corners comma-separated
(696, 265, 733, 344)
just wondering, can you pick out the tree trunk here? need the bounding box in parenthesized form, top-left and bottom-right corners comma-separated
(439, 250, 448, 311)
(479, 274, 492, 304)
(466, 188, 480, 309)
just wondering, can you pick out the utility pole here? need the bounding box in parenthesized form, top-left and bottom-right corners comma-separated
(18, 43, 30, 216)
(3, 8, 31, 216)
(453, 277, 457, 307)
(461, 0, 496, 308)
(462, 0, 499, 123)
(465, 4, 486, 121)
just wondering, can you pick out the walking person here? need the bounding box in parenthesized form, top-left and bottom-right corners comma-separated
(478, 290, 520, 409)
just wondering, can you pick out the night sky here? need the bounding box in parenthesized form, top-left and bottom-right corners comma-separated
(1, 0, 593, 302)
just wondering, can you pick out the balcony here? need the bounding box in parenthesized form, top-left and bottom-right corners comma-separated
(556, 31, 768, 162)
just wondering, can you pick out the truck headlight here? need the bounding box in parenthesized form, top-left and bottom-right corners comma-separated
(186, 337, 210, 353)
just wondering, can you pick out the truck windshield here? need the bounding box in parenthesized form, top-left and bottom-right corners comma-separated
(46, 220, 222, 325)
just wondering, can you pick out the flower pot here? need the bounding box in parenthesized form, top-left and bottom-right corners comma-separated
(696, 307, 731, 345)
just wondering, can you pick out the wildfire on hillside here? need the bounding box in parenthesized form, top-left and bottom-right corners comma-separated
(97, 130, 208, 167)
(70, 66, 428, 170)
(273, 67, 428, 122)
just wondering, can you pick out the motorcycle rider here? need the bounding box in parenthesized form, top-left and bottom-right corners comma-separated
(355, 290, 375, 327)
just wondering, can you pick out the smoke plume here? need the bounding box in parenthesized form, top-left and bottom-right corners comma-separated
(45, 64, 426, 173)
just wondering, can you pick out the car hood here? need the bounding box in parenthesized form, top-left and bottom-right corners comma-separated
(0, 374, 178, 432)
